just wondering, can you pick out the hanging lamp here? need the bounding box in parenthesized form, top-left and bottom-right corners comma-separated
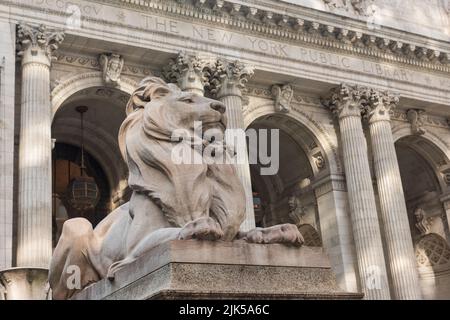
(66, 106, 100, 212)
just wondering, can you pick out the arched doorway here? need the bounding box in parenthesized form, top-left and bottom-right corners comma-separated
(247, 113, 325, 246)
(51, 84, 130, 244)
(244, 105, 358, 292)
(395, 135, 450, 299)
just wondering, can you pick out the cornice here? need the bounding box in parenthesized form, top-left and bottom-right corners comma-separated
(93, 0, 450, 74)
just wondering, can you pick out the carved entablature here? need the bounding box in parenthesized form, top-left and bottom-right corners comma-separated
(271, 84, 294, 113)
(99, 53, 125, 87)
(16, 23, 64, 65)
(115, 0, 450, 73)
(407, 109, 427, 136)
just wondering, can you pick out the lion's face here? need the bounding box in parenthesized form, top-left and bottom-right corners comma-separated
(141, 85, 227, 141)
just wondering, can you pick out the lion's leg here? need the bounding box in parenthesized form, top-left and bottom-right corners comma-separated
(107, 217, 224, 279)
(49, 218, 100, 300)
(106, 227, 181, 279)
(237, 224, 304, 247)
(125, 191, 172, 254)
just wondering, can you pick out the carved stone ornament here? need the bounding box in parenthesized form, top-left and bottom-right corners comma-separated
(16, 23, 65, 63)
(441, 169, 450, 186)
(271, 84, 294, 113)
(206, 59, 254, 98)
(288, 195, 306, 226)
(407, 109, 427, 135)
(362, 88, 400, 123)
(323, 0, 370, 15)
(321, 83, 365, 118)
(162, 51, 210, 94)
(49, 77, 304, 300)
(312, 152, 326, 170)
(414, 207, 432, 236)
(99, 53, 125, 87)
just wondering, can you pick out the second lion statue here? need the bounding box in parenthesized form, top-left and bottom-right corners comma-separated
(49, 77, 304, 299)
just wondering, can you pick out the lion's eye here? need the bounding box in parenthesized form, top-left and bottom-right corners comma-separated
(180, 97, 195, 104)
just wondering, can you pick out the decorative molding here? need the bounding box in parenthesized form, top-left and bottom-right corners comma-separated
(54, 52, 154, 78)
(106, 0, 450, 74)
(323, 0, 368, 16)
(313, 174, 347, 197)
(391, 110, 449, 129)
(245, 85, 319, 105)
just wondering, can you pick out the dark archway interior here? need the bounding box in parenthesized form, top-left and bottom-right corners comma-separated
(52, 142, 110, 246)
(247, 114, 320, 232)
(395, 137, 448, 242)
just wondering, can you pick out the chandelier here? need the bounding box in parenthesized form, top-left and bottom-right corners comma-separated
(66, 106, 100, 212)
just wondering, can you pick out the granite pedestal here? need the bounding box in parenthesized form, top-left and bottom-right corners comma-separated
(72, 240, 363, 300)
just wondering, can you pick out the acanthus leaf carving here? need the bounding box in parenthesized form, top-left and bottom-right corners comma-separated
(162, 51, 211, 95)
(16, 23, 65, 64)
(362, 88, 400, 123)
(321, 83, 365, 119)
(206, 59, 254, 98)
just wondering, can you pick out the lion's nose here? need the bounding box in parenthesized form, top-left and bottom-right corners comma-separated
(210, 101, 226, 114)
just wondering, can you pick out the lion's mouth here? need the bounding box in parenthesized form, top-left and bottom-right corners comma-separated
(202, 117, 227, 133)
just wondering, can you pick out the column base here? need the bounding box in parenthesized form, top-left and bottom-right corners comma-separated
(72, 240, 363, 300)
(0, 267, 49, 300)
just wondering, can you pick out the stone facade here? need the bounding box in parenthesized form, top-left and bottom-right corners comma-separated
(1, 0, 450, 300)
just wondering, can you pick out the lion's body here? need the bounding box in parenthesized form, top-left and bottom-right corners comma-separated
(49, 77, 303, 300)
(49, 77, 246, 299)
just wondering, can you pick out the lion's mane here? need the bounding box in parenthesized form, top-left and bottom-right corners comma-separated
(118, 77, 245, 240)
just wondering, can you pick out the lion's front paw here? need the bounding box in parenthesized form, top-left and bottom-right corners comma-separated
(243, 224, 304, 247)
(178, 217, 224, 241)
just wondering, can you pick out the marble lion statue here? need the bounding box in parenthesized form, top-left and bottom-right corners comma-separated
(49, 77, 304, 299)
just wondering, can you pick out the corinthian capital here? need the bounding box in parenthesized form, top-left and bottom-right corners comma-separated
(16, 23, 65, 66)
(321, 83, 365, 119)
(362, 89, 400, 123)
(163, 52, 210, 95)
(207, 59, 254, 99)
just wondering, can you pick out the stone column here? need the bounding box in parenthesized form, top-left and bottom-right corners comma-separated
(16, 24, 64, 268)
(209, 59, 255, 231)
(0, 22, 16, 270)
(365, 89, 422, 299)
(163, 52, 209, 96)
(323, 84, 390, 299)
